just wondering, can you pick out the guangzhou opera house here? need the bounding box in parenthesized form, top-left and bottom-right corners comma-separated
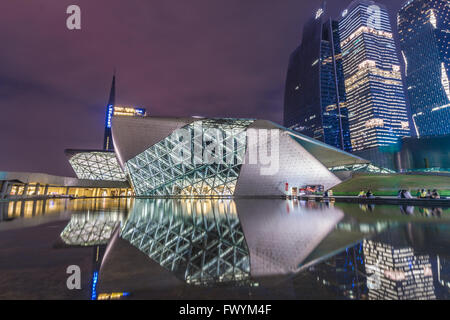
(1, 115, 372, 201)
(107, 116, 369, 197)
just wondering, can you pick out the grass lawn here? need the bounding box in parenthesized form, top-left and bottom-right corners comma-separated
(332, 173, 450, 197)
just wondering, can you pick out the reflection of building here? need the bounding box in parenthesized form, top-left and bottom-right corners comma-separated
(398, 0, 450, 137)
(112, 116, 368, 197)
(339, 0, 411, 152)
(103, 75, 146, 151)
(65, 149, 127, 181)
(310, 244, 368, 300)
(61, 211, 127, 246)
(283, 4, 351, 152)
(395, 135, 450, 172)
(437, 256, 450, 290)
(120, 199, 251, 285)
(363, 239, 436, 300)
(117, 199, 344, 285)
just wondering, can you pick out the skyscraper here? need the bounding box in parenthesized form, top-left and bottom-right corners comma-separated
(283, 4, 352, 152)
(339, 0, 411, 153)
(397, 0, 450, 137)
(103, 75, 116, 150)
(103, 74, 146, 151)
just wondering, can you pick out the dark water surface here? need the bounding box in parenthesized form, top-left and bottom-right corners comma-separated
(0, 198, 449, 300)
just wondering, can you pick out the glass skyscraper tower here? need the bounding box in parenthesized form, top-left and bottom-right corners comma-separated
(398, 0, 450, 137)
(283, 5, 352, 152)
(339, 0, 411, 152)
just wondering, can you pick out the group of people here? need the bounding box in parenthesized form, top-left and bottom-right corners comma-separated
(358, 190, 375, 198)
(358, 189, 442, 199)
(397, 189, 441, 199)
(397, 189, 413, 199)
(415, 189, 441, 199)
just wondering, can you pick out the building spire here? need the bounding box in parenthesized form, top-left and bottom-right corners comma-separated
(107, 71, 116, 107)
(104, 71, 116, 150)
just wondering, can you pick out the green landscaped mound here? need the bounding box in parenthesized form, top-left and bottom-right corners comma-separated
(332, 173, 450, 197)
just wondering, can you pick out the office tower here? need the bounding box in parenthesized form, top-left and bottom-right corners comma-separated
(398, 0, 450, 137)
(103, 75, 146, 151)
(283, 4, 352, 152)
(339, 0, 411, 152)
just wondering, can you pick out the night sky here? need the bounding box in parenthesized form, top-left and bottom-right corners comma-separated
(0, 0, 405, 176)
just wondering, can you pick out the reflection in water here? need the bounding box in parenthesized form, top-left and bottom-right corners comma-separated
(1, 197, 449, 300)
(120, 199, 251, 285)
(306, 223, 450, 300)
(363, 238, 435, 300)
(438, 256, 450, 290)
(310, 244, 367, 300)
(0, 198, 134, 223)
(119, 199, 345, 285)
(60, 211, 127, 246)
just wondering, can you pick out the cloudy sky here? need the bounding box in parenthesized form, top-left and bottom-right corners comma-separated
(0, 0, 405, 176)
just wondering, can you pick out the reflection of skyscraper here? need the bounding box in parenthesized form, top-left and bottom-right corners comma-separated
(310, 244, 368, 300)
(397, 0, 450, 137)
(363, 239, 436, 300)
(283, 4, 352, 152)
(339, 0, 411, 152)
(437, 256, 450, 291)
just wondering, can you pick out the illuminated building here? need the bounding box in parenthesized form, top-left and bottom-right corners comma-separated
(116, 198, 343, 285)
(103, 75, 146, 150)
(397, 0, 450, 137)
(111, 116, 368, 197)
(65, 149, 127, 182)
(0, 171, 131, 204)
(283, 4, 352, 152)
(338, 0, 411, 152)
(103, 75, 116, 150)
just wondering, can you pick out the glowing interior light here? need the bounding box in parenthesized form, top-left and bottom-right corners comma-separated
(429, 10, 437, 29)
(315, 8, 323, 20)
(442, 63, 450, 101)
(401, 51, 408, 76)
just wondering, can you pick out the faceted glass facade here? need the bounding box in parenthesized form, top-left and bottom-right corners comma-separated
(328, 163, 394, 174)
(126, 119, 254, 196)
(68, 151, 127, 181)
(121, 199, 251, 285)
(339, 0, 411, 151)
(398, 0, 450, 137)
